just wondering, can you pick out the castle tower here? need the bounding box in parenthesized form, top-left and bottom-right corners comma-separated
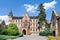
(8, 10, 13, 23)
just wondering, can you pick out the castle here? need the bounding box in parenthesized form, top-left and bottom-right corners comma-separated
(0, 10, 60, 36)
(8, 11, 46, 35)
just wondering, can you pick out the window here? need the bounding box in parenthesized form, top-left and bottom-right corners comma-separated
(36, 29, 37, 31)
(17, 20, 18, 23)
(33, 24, 35, 26)
(32, 24, 33, 26)
(33, 20, 35, 22)
(35, 24, 36, 27)
(20, 24, 21, 27)
(16, 20, 17, 22)
(24, 20, 27, 27)
(33, 29, 35, 31)
(17, 24, 18, 26)
(13, 20, 14, 22)
(30, 23, 32, 26)
(30, 19, 32, 22)
(36, 20, 37, 22)
(14, 20, 17, 23)
(17, 24, 19, 27)
(30, 19, 34, 22)
(20, 20, 21, 22)
(25, 20, 27, 22)
(18, 19, 21, 23)
(24, 23, 27, 27)
(30, 28, 32, 31)
(36, 24, 37, 27)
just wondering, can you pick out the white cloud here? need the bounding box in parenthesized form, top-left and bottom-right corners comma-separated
(24, 4, 38, 13)
(24, 0, 57, 12)
(43, 0, 57, 10)
(0, 15, 8, 25)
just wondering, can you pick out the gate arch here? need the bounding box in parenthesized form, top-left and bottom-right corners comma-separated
(23, 29, 26, 35)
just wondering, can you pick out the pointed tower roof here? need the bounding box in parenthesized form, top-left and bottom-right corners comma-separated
(53, 10, 60, 17)
(53, 10, 58, 16)
(8, 10, 13, 17)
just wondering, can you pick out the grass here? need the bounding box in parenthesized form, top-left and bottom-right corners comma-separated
(48, 36, 60, 40)
(0, 35, 19, 40)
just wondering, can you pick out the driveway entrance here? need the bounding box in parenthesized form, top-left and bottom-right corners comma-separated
(13, 35, 48, 40)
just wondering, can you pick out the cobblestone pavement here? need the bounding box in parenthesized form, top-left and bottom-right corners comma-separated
(13, 35, 48, 40)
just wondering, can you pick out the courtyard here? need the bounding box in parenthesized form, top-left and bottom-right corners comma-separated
(13, 35, 48, 40)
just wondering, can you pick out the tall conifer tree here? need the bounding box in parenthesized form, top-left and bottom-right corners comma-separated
(38, 3, 46, 30)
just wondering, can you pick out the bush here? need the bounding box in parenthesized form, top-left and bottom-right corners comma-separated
(0, 23, 23, 37)
(0, 28, 3, 35)
(0, 28, 7, 35)
(6, 23, 19, 36)
(2, 29, 8, 35)
(39, 26, 52, 36)
(0, 35, 19, 40)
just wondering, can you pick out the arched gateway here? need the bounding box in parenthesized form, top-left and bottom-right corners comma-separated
(23, 29, 26, 35)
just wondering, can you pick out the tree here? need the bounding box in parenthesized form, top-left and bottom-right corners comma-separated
(0, 28, 3, 35)
(7, 23, 19, 36)
(39, 26, 52, 36)
(38, 3, 46, 30)
(0, 27, 7, 35)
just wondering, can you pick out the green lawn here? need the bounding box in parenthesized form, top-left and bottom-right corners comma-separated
(0, 35, 19, 40)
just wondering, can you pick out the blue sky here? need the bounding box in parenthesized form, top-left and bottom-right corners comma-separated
(0, 0, 60, 24)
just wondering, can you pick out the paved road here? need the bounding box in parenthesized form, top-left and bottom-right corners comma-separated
(13, 35, 48, 40)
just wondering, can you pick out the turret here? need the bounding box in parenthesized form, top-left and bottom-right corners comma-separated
(8, 10, 13, 17)
(8, 10, 13, 23)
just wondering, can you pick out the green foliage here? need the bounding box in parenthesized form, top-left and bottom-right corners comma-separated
(0, 23, 22, 36)
(39, 26, 52, 36)
(38, 3, 46, 29)
(0, 23, 23, 39)
(0, 35, 19, 40)
(0, 28, 3, 35)
(0, 28, 6, 35)
(2, 28, 8, 35)
(7, 23, 19, 36)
